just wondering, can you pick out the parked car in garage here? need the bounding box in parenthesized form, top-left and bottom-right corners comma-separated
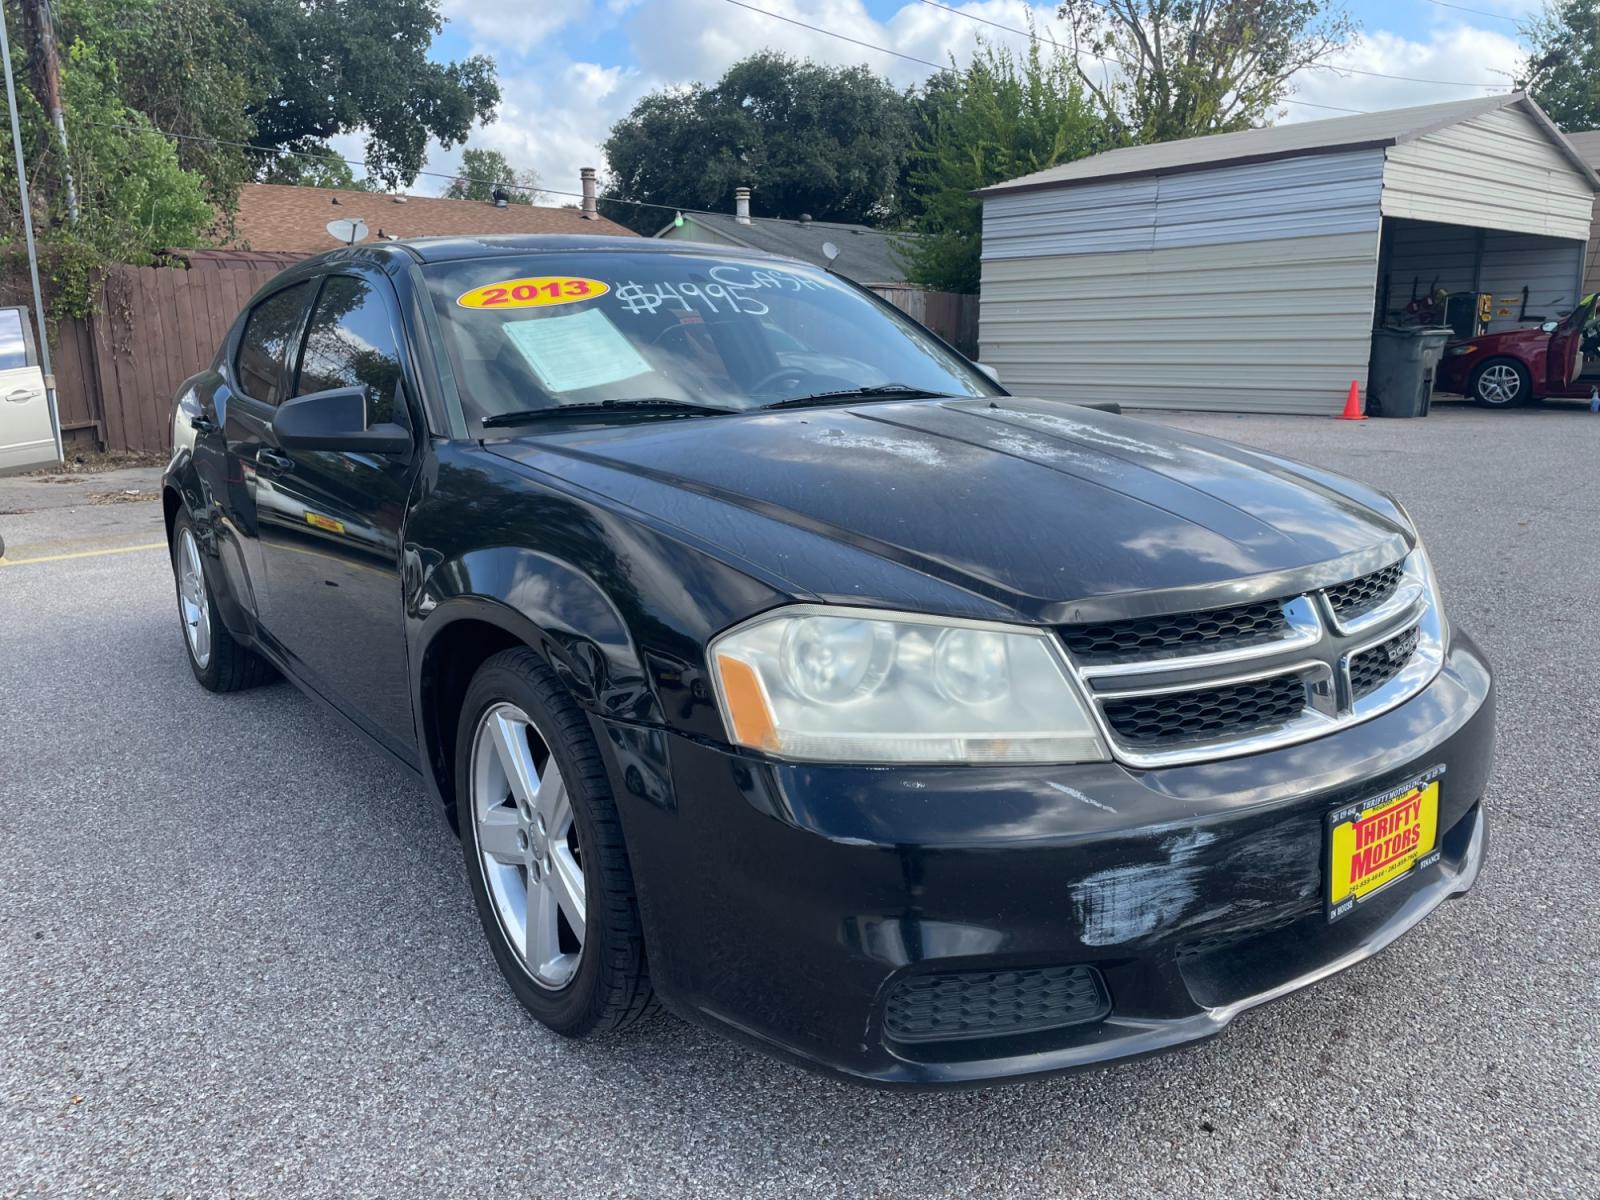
(1437, 292, 1599, 406)
(162, 235, 1494, 1086)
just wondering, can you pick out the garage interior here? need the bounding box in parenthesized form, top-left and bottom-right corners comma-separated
(1378, 219, 1584, 333)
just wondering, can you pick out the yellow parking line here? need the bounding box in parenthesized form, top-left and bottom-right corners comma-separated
(0, 541, 167, 567)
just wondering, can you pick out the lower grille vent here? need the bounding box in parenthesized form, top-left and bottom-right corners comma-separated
(883, 966, 1110, 1043)
(1102, 673, 1307, 747)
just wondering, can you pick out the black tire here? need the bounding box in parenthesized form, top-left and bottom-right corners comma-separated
(1469, 358, 1532, 408)
(169, 509, 276, 692)
(455, 647, 656, 1037)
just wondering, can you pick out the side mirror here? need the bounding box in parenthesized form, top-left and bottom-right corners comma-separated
(975, 362, 1001, 384)
(1541, 321, 1560, 333)
(272, 386, 411, 457)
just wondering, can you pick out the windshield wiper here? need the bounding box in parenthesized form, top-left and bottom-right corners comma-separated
(481, 398, 739, 427)
(759, 383, 957, 410)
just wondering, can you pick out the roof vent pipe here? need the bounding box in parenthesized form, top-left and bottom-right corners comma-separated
(797, 213, 812, 226)
(580, 167, 598, 219)
(734, 186, 752, 224)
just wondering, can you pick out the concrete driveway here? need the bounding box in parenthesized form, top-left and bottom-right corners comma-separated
(2, 405, 1596, 1198)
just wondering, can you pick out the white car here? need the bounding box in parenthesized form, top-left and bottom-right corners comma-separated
(0, 306, 58, 475)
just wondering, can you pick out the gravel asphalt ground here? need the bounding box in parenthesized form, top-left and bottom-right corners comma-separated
(2, 401, 1597, 1198)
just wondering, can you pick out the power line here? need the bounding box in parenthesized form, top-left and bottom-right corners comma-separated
(723, 0, 952, 73)
(1416, 0, 1523, 24)
(912, 0, 1514, 90)
(722, 0, 1369, 113)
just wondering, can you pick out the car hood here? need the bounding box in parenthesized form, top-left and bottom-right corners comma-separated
(488, 398, 1412, 623)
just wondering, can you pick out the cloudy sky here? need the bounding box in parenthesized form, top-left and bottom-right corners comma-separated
(388, 0, 1541, 210)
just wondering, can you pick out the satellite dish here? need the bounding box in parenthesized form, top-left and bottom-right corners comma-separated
(821, 240, 839, 263)
(326, 217, 368, 245)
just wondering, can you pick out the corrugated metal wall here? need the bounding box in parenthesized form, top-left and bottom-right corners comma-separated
(1381, 106, 1594, 241)
(980, 152, 1383, 414)
(1585, 196, 1600, 298)
(1379, 218, 1586, 329)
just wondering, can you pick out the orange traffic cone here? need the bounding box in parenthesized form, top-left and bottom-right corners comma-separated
(1337, 380, 1366, 421)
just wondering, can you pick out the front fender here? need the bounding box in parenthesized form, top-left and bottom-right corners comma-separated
(414, 551, 650, 721)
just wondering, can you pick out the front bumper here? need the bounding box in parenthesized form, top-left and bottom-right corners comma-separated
(598, 630, 1494, 1087)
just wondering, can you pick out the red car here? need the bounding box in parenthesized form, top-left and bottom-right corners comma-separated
(1437, 293, 1599, 407)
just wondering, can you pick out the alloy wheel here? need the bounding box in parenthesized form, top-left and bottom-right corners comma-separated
(1477, 363, 1521, 405)
(469, 702, 587, 989)
(176, 527, 212, 668)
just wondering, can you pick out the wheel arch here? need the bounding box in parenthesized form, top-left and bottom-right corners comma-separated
(413, 589, 649, 825)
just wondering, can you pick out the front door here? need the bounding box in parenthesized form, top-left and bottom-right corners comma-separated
(1548, 294, 1598, 395)
(253, 271, 421, 760)
(0, 307, 57, 475)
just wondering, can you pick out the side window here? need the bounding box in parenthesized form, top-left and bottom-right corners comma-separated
(0, 308, 33, 369)
(235, 282, 313, 405)
(294, 276, 408, 427)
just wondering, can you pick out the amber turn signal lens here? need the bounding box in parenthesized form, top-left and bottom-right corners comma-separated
(715, 654, 779, 751)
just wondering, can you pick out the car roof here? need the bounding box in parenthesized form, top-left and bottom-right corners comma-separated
(297, 233, 812, 269)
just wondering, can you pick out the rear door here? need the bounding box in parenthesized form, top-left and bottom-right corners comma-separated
(0, 307, 57, 475)
(252, 270, 421, 758)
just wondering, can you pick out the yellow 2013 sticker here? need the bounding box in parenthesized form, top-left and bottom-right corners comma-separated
(456, 276, 609, 310)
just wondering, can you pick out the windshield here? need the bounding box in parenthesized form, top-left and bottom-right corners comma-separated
(419, 251, 999, 429)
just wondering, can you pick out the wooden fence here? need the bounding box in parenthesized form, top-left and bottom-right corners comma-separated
(49, 261, 288, 453)
(37, 264, 982, 454)
(867, 284, 979, 359)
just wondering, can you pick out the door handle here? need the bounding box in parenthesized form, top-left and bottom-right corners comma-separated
(4, 387, 39, 403)
(256, 448, 295, 473)
(191, 414, 218, 434)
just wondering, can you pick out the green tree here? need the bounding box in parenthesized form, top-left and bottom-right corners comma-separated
(444, 148, 539, 204)
(601, 52, 915, 234)
(55, 0, 263, 212)
(234, 0, 500, 189)
(0, 4, 214, 278)
(1519, 0, 1600, 130)
(897, 40, 1108, 294)
(1057, 0, 1356, 143)
(259, 145, 377, 189)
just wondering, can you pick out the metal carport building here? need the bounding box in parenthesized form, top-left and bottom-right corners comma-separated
(975, 94, 1599, 415)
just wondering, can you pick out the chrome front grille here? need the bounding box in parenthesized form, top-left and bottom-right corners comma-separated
(1103, 673, 1308, 747)
(1349, 624, 1421, 700)
(1061, 599, 1289, 666)
(1325, 563, 1404, 622)
(1060, 551, 1443, 768)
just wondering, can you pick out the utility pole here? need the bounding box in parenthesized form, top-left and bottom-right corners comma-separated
(20, 0, 77, 223)
(0, 3, 64, 464)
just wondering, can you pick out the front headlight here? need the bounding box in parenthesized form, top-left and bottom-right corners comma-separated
(1445, 344, 1477, 356)
(709, 606, 1109, 764)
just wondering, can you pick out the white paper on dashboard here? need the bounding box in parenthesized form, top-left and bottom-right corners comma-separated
(502, 308, 654, 393)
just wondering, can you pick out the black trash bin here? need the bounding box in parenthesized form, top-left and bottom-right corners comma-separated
(1368, 325, 1454, 418)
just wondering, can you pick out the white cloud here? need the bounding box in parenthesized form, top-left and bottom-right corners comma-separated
(1284, 24, 1525, 121)
(414, 2, 1538, 205)
(438, 0, 590, 55)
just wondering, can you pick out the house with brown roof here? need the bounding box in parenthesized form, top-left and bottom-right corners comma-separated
(230, 168, 637, 252)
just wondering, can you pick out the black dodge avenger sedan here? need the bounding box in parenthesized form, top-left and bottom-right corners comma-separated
(162, 235, 1492, 1086)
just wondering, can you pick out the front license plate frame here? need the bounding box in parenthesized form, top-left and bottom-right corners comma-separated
(1325, 765, 1445, 923)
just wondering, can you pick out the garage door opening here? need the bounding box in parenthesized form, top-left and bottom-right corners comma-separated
(1371, 217, 1599, 410)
